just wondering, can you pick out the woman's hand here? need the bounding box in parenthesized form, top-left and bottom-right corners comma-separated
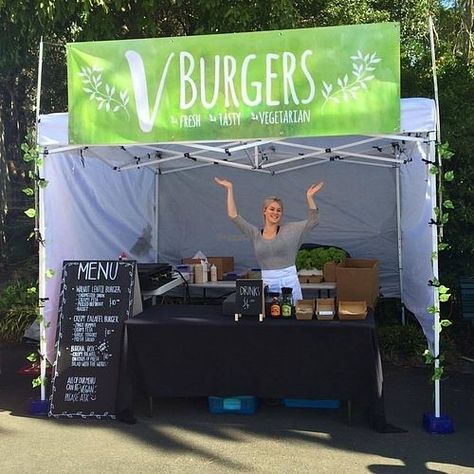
(215, 178, 237, 218)
(214, 177, 233, 190)
(306, 182, 324, 198)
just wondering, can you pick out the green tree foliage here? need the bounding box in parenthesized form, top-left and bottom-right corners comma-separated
(0, 0, 472, 301)
(434, 3, 474, 289)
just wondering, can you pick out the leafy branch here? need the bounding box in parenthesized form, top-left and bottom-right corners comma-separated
(425, 142, 455, 381)
(20, 132, 52, 391)
(79, 66, 130, 119)
(322, 51, 381, 106)
(423, 350, 445, 381)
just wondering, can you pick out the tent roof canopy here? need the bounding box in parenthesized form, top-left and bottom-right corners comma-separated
(39, 98, 436, 175)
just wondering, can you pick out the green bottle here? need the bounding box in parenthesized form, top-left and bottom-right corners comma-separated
(281, 287, 293, 318)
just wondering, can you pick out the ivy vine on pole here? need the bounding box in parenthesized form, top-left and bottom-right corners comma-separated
(21, 133, 54, 389)
(423, 142, 454, 381)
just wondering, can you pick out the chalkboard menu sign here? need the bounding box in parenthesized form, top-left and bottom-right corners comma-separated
(235, 279, 265, 322)
(49, 260, 139, 419)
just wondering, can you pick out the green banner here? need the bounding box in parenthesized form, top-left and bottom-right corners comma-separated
(67, 23, 400, 144)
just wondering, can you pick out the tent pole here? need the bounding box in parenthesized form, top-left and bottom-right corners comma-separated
(155, 171, 160, 263)
(35, 37, 48, 402)
(38, 151, 47, 402)
(429, 16, 442, 145)
(429, 16, 443, 242)
(428, 132, 441, 418)
(369, 133, 427, 143)
(395, 165, 405, 325)
(429, 16, 449, 425)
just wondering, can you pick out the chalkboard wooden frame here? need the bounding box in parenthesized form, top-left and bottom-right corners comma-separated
(49, 260, 137, 419)
(234, 279, 265, 322)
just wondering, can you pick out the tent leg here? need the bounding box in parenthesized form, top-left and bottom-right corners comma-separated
(148, 396, 153, 417)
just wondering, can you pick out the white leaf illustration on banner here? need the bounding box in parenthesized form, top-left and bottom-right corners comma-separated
(78, 66, 130, 120)
(322, 51, 381, 107)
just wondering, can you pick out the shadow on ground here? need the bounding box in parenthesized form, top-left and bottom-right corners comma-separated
(1, 341, 474, 473)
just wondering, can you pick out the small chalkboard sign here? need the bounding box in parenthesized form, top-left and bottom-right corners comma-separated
(235, 279, 265, 322)
(49, 260, 140, 419)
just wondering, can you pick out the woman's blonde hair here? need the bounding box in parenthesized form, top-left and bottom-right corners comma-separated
(262, 196, 283, 213)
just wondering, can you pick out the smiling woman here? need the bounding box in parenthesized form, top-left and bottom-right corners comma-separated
(214, 177, 323, 300)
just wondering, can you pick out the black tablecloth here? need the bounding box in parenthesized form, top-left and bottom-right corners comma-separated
(123, 305, 384, 412)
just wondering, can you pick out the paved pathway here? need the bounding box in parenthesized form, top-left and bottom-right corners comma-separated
(1, 342, 474, 473)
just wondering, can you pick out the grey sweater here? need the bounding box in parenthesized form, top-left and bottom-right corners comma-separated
(231, 208, 319, 270)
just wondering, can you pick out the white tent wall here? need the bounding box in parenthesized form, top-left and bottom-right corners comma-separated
(400, 138, 437, 347)
(41, 152, 157, 362)
(37, 98, 438, 363)
(158, 163, 400, 294)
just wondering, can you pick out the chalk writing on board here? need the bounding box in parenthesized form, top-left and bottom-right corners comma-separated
(235, 279, 264, 316)
(49, 260, 136, 419)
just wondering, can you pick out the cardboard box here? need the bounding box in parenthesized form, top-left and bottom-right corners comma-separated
(323, 262, 337, 282)
(208, 256, 234, 280)
(298, 275, 324, 284)
(338, 301, 368, 320)
(336, 258, 379, 308)
(295, 299, 314, 320)
(182, 256, 234, 281)
(316, 298, 335, 320)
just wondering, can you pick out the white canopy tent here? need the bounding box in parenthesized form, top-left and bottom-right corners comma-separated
(32, 22, 448, 425)
(37, 97, 438, 361)
(36, 97, 443, 419)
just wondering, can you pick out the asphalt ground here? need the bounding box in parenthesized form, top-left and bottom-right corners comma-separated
(1, 341, 474, 474)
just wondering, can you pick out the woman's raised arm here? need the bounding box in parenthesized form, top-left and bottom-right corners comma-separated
(306, 182, 324, 209)
(214, 177, 238, 218)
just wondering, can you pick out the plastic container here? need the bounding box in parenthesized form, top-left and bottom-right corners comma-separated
(210, 264, 218, 282)
(283, 399, 340, 409)
(118, 251, 129, 261)
(194, 264, 203, 283)
(202, 262, 209, 282)
(194, 263, 208, 283)
(177, 264, 193, 283)
(248, 268, 262, 279)
(208, 396, 259, 414)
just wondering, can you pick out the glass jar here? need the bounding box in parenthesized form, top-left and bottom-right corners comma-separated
(264, 287, 272, 316)
(281, 287, 293, 318)
(269, 292, 281, 319)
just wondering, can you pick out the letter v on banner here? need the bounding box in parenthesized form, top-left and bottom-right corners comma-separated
(124, 50, 175, 133)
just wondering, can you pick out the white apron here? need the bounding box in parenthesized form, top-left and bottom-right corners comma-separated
(261, 265, 302, 301)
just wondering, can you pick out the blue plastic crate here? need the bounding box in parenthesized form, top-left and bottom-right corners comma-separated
(208, 396, 258, 414)
(283, 399, 340, 409)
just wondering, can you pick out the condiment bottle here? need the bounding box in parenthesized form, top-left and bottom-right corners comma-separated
(270, 293, 281, 319)
(265, 289, 274, 317)
(118, 251, 128, 261)
(210, 264, 218, 282)
(194, 264, 204, 283)
(201, 261, 208, 283)
(281, 287, 293, 318)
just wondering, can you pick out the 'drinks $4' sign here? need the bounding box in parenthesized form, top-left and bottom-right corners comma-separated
(67, 23, 400, 144)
